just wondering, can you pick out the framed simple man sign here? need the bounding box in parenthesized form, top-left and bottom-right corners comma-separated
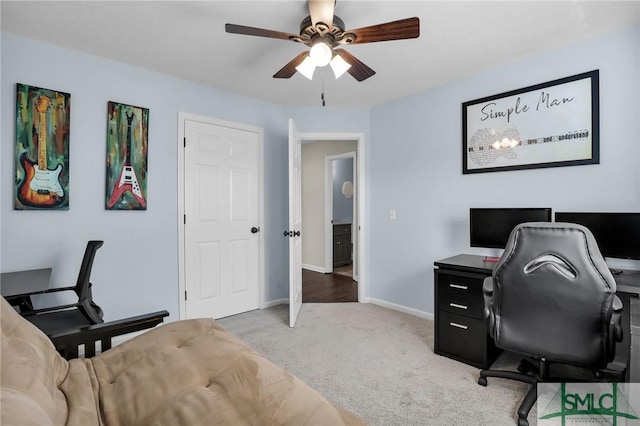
(462, 70, 599, 174)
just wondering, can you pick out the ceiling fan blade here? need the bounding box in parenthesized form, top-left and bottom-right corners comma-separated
(225, 23, 298, 41)
(308, 0, 335, 28)
(347, 17, 420, 44)
(273, 52, 309, 78)
(334, 49, 375, 82)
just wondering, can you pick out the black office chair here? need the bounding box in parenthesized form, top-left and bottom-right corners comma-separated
(478, 222, 623, 426)
(19, 241, 105, 334)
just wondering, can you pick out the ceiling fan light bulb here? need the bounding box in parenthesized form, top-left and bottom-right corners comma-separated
(295, 56, 316, 80)
(330, 54, 351, 79)
(309, 42, 332, 67)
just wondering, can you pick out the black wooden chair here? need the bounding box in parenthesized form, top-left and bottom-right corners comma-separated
(17, 241, 105, 334)
(8, 240, 170, 359)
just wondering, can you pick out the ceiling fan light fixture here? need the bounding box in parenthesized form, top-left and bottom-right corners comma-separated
(309, 41, 332, 67)
(329, 54, 351, 79)
(295, 56, 316, 80)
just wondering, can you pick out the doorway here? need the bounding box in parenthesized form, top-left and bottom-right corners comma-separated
(300, 140, 360, 303)
(288, 124, 366, 326)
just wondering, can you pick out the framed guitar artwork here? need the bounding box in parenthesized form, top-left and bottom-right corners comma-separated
(14, 83, 71, 210)
(106, 101, 149, 210)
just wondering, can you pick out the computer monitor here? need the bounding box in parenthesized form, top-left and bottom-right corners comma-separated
(554, 212, 640, 260)
(470, 208, 552, 249)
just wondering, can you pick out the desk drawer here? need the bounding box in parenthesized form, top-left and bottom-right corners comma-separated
(437, 311, 486, 366)
(438, 291, 484, 320)
(437, 272, 484, 297)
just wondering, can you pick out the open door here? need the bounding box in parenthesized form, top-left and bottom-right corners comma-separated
(288, 119, 303, 327)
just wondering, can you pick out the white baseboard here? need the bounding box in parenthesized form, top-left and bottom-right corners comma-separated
(302, 264, 326, 273)
(263, 298, 288, 308)
(365, 297, 434, 320)
(261, 297, 433, 321)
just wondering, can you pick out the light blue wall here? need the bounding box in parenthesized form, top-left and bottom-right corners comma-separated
(0, 34, 265, 319)
(0, 33, 287, 320)
(0, 33, 371, 321)
(368, 24, 640, 315)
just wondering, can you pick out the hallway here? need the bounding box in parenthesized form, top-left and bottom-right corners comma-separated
(302, 266, 358, 302)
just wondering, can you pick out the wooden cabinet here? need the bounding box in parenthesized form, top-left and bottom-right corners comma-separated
(434, 255, 500, 369)
(333, 223, 352, 268)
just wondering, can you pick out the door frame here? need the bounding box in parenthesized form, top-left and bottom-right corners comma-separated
(300, 132, 366, 302)
(324, 151, 357, 279)
(177, 112, 265, 320)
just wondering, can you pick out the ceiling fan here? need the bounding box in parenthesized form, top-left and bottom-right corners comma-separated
(225, 0, 420, 82)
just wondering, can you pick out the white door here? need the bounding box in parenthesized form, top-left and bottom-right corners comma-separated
(288, 119, 303, 327)
(184, 119, 260, 319)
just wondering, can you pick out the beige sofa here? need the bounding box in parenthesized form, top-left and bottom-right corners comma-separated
(1, 297, 365, 425)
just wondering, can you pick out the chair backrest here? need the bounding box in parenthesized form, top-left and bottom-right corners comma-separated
(490, 222, 617, 367)
(75, 240, 104, 298)
(75, 241, 104, 324)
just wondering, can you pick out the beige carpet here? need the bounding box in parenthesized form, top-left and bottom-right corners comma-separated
(217, 303, 532, 426)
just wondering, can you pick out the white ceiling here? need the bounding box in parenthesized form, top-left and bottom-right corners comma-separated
(2, 1, 639, 107)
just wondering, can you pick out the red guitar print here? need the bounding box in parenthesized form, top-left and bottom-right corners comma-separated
(107, 111, 146, 209)
(17, 95, 65, 208)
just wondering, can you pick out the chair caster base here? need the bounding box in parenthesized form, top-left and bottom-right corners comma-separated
(478, 376, 488, 386)
(518, 417, 529, 426)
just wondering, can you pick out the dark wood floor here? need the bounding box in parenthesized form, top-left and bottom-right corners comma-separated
(302, 266, 358, 303)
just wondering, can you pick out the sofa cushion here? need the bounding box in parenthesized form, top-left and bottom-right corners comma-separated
(90, 318, 360, 425)
(1, 297, 99, 425)
(2, 296, 363, 426)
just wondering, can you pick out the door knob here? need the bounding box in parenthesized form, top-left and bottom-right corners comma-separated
(251, 227, 260, 234)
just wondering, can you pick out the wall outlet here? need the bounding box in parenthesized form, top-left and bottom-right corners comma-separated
(389, 209, 397, 220)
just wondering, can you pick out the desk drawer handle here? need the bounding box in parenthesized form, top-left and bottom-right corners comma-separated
(449, 303, 468, 310)
(449, 322, 468, 330)
(449, 283, 468, 290)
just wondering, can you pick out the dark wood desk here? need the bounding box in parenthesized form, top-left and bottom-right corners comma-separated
(1, 268, 52, 298)
(434, 254, 640, 380)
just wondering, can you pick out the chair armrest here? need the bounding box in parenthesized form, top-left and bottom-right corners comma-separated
(8, 286, 77, 314)
(611, 295, 623, 341)
(483, 276, 496, 337)
(6, 285, 76, 299)
(605, 295, 624, 363)
(39, 285, 77, 294)
(483, 277, 493, 297)
(49, 310, 169, 359)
